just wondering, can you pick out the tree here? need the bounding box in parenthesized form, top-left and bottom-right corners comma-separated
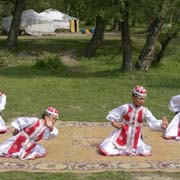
(6, 0, 26, 48)
(83, 0, 111, 58)
(155, 0, 180, 63)
(3, 0, 64, 48)
(63, 0, 86, 19)
(120, 0, 133, 71)
(83, 0, 124, 58)
(135, 0, 170, 71)
(84, 15, 105, 58)
(156, 28, 179, 63)
(26, 0, 65, 12)
(0, 0, 15, 17)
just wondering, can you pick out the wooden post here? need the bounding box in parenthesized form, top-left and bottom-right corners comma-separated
(70, 19, 75, 33)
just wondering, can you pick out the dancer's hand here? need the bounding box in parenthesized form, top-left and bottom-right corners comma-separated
(161, 116, 168, 129)
(111, 121, 122, 129)
(12, 128, 19, 136)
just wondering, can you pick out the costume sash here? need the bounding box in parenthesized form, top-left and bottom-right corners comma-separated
(8, 119, 46, 159)
(113, 105, 144, 152)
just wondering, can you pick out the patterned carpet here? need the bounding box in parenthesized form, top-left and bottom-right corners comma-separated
(0, 121, 180, 173)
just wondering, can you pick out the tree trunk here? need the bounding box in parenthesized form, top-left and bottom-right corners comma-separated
(84, 15, 105, 58)
(135, 0, 170, 71)
(121, 0, 132, 72)
(6, 0, 25, 49)
(156, 37, 170, 62)
(155, 30, 179, 63)
(135, 18, 164, 71)
(112, 19, 121, 32)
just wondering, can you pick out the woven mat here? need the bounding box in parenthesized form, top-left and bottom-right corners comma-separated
(0, 121, 180, 173)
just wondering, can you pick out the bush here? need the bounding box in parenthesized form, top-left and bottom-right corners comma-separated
(35, 55, 67, 72)
(0, 59, 7, 68)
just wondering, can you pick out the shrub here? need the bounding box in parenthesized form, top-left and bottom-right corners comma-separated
(35, 55, 67, 72)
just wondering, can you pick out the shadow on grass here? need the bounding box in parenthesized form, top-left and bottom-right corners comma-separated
(0, 38, 120, 56)
(148, 80, 180, 89)
(0, 65, 180, 89)
(0, 65, 122, 79)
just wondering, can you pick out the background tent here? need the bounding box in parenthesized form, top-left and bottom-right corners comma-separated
(1, 16, 13, 32)
(39, 8, 79, 32)
(1, 9, 55, 35)
(1, 9, 79, 36)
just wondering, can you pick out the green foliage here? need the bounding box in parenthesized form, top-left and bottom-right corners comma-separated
(63, 0, 87, 18)
(64, 0, 124, 24)
(0, 0, 15, 17)
(0, 3, 2, 18)
(164, 0, 180, 26)
(129, 0, 161, 26)
(0, 0, 65, 17)
(25, 0, 65, 12)
(35, 55, 67, 72)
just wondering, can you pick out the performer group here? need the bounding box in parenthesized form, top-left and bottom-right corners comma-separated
(0, 86, 180, 160)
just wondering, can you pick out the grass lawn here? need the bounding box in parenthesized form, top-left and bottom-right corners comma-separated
(0, 171, 180, 180)
(0, 32, 179, 122)
(0, 30, 179, 179)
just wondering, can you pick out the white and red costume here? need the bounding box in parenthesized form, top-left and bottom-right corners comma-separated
(99, 86, 163, 156)
(99, 104, 163, 156)
(0, 91, 8, 134)
(164, 95, 180, 140)
(0, 117, 58, 160)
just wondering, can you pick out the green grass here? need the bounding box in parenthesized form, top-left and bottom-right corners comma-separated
(0, 32, 180, 122)
(0, 171, 131, 180)
(0, 171, 155, 180)
(0, 171, 180, 180)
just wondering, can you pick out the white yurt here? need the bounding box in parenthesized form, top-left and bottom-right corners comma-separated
(39, 8, 71, 31)
(1, 16, 13, 32)
(1, 8, 79, 36)
(1, 9, 55, 36)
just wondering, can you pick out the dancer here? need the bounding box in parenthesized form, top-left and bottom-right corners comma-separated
(99, 86, 168, 156)
(0, 107, 59, 160)
(0, 91, 8, 134)
(164, 95, 180, 140)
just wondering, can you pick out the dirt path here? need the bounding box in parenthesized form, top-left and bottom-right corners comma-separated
(0, 121, 180, 173)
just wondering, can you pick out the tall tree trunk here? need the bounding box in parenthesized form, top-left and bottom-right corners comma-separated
(135, 17, 164, 71)
(112, 19, 121, 31)
(155, 30, 179, 63)
(6, 0, 25, 49)
(84, 15, 105, 58)
(121, 0, 132, 72)
(135, 0, 169, 71)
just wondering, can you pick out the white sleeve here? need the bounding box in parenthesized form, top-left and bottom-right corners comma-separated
(11, 117, 37, 131)
(144, 108, 162, 131)
(43, 127, 59, 140)
(164, 113, 180, 137)
(0, 94, 6, 111)
(106, 104, 127, 122)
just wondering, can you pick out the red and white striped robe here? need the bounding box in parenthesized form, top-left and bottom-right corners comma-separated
(99, 103, 162, 156)
(0, 117, 58, 160)
(0, 91, 8, 133)
(164, 95, 180, 140)
(164, 112, 180, 140)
